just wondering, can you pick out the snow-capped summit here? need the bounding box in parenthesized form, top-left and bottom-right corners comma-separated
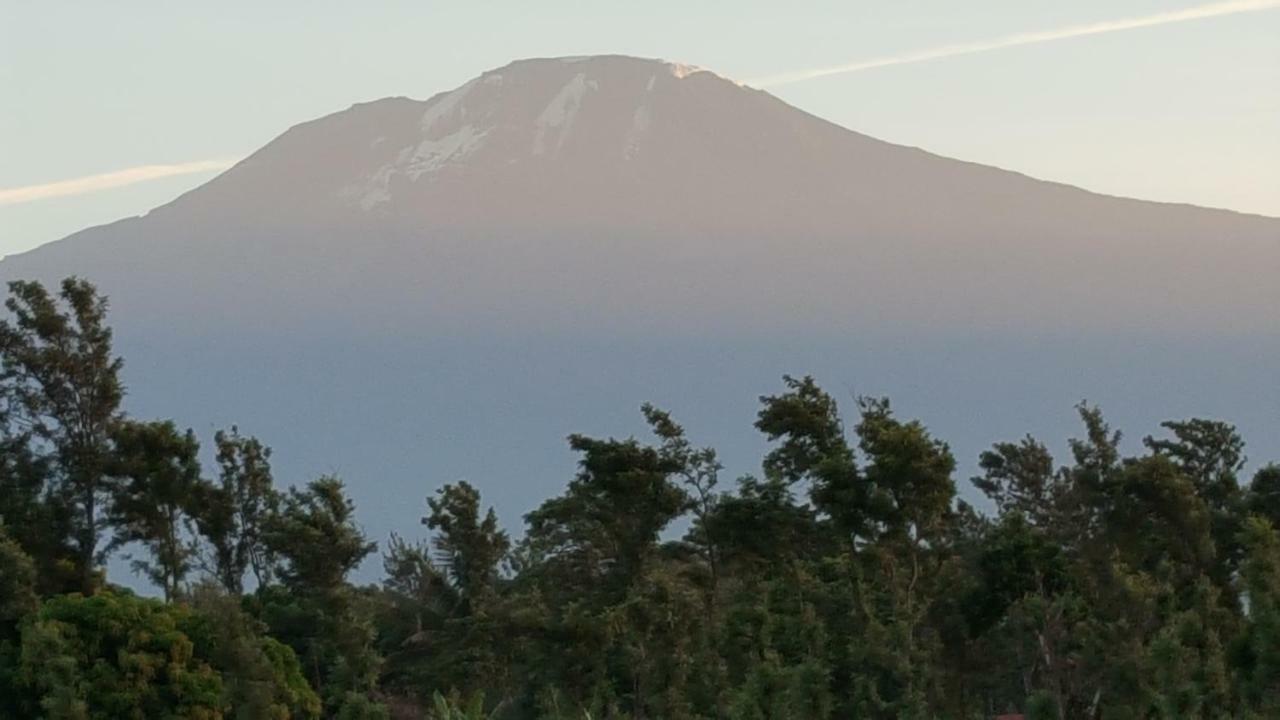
(227, 56, 757, 215)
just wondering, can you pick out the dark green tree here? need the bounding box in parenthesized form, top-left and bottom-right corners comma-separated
(1233, 517, 1280, 716)
(519, 414, 695, 717)
(0, 525, 39, 717)
(643, 403, 724, 601)
(263, 476, 383, 714)
(525, 429, 688, 597)
(973, 436, 1065, 531)
(1146, 418, 1248, 590)
(1246, 464, 1280, 529)
(0, 278, 124, 594)
(853, 396, 956, 547)
(107, 419, 204, 601)
(425, 481, 510, 610)
(0, 428, 74, 594)
(755, 375, 861, 541)
(192, 427, 280, 594)
(186, 582, 322, 720)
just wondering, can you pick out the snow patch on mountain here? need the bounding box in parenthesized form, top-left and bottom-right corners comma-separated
(420, 79, 476, 132)
(406, 124, 488, 179)
(665, 61, 743, 86)
(625, 76, 656, 160)
(533, 72, 597, 156)
(338, 55, 756, 208)
(339, 156, 397, 210)
(339, 126, 489, 209)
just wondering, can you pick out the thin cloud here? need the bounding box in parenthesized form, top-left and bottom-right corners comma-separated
(751, 0, 1280, 87)
(0, 159, 238, 206)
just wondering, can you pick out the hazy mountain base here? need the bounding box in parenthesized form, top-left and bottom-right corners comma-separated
(105, 329, 1280, 588)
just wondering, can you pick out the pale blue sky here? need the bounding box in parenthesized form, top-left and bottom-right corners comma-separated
(2, 0, 1277, 256)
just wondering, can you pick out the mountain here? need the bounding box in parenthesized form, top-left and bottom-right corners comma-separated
(9, 55, 1276, 337)
(3, 56, 1277, 568)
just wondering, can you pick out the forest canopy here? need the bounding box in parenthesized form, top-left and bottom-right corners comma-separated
(1, 278, 1278, 719)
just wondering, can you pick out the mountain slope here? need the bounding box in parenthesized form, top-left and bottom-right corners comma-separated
(6, 55, 1276, 338)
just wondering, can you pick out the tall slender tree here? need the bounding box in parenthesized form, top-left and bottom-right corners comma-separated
(193, 426, 279, 594)
(107, 419, 204, 601)
(0, 278, 123, 594)
(264, 476, 383, 715)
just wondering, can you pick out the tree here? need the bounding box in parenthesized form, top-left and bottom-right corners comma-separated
(376, 534, 458, 696)
(425, 481, 510, 610)
(1067, 403, 1121, 498)
(973, 436, 1064, 531)
(1233, 517, 1280, 716)
(0, 428, 74, 594)
(1146, 419, 1248, 588)
(267, 476, 377, 596)
(0, 525, 39, 718)
(1145, 419, 1245, 509)
(193, 426, 279, 594)
(0, 525, 37, 636)
(1246, 464, 1280, 530)
(753, 379, 958, 719)
(525, 429, 688, 597)
(519, 415, 698, 718)
(263, 476, 383, 713)
(852, 396, 956, 548)
(643, 403, 724, 601)
(192, 422, 280, 591)
(755, 375, 861, 541)
(374, 483, 515, 704)
(107, 419, 204, 601)
(701, 475, 819, 571)
(14, 592, 225, 718)
(0, 278, 124, 594)
(186, 582, 322, 720)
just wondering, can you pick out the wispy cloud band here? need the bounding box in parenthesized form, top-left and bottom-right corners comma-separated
(0, 159, 238, 207)
(751, 0, 1280, 87)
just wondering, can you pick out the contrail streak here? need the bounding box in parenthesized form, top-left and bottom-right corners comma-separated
(751, 0, 1280, 87)
(0, 159, 238, 206)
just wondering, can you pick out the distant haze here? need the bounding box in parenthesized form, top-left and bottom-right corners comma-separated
(1, 56, 1275, 582)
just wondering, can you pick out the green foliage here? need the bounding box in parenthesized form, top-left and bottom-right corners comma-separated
(525, 427, 688, 596)
(193, 427, 280, 594)
(0, 524, 38, 632)
(262, 476, 382, 713)
(0, 278, 124, 594)
(427, 690, 493, 719)
(1233, 517, 1280, 715)
(266, 476, 376, 596)
(425, 481, 510, 608)
(0, 525, 39, 717)
(4, 278, 1280, 718)
(0, 427, 77, 595)
(1246, 464, 1280, 529)
(973, 436, 1064, 529)
(107, 419, 204, 600)
(14, 592, 224, 718)
(186, 582, 321, 719)
(331, 691, 389, 720)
